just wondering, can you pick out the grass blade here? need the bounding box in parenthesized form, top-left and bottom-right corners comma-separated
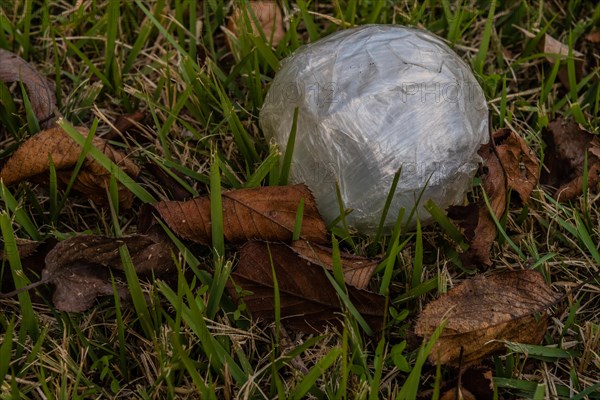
(473, 0, 496, 75)
(0, 213, 38, 339)
(210, 151, 225, 259)
(0, 182, 40, 240)
(291, 347, 342, 400)
(279, 107, 299, 186)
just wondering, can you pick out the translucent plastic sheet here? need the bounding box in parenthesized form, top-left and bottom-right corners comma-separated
(260, 25, 489, 233)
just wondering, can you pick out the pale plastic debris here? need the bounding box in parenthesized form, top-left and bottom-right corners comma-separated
(260, 25, 489, 233)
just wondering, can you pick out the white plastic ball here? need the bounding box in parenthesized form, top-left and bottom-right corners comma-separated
(260, 25, 489, 233)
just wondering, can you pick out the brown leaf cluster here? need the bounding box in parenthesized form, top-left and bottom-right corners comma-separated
(0, 48, 58, 128)
(449, 129, 539, 268)
(227, 241, 384, 333)
(0, 125, 141, 208)
(1, 182, 384, 326)
(0, 49, 142, 208)
(541, 118, 600, 201)
(143, 183, 384, 333)
(226, 1, 286, 48)
(415, 270, 561, 366)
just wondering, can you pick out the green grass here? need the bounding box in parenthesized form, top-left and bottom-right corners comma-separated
(1, 0, 599, 399)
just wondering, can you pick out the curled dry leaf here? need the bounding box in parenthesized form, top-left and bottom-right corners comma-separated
(147, 184, 327, 245)
(42, 234, 173, 312)
(0, 49, 58, 129)
(227, 241, 385, 334)
(449, 129, 539, 268)
(414, 270, 561, 366)
(291, 240, 378, 289)
(226, 1, 285, 47)
(0, 126, 141, 208)
(541, 118, 600, 201)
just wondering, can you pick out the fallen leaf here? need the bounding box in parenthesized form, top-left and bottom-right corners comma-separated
(538, 34, 584, 90)
(0, 234, 173, 312)
(227, 241, 385, 333)
(104, 111, 146, 141)
(43, 234, 173, 312)
(0, 238, 41, 260)
(146, 162, 192, 201)
(539, 33, 584, 59)
(541, 118, 600, 201)
(48, 263, 131, 313)
(0, 126, 141, 208)
(461, 367, 494, 400)
(0, 238, 57, 300)
(291, 240, 378, 289)
(440, 387, 476, 400)
(585, 29, 600, 44)
(449, 129, 539, 268)
(494, 129, 539, 202)
(226, 1, 285, 48)
(414, 270, 561, 366)
(146, 184, 327, 245)
(417, 365, 494, 400)
(0, 48, 58, 129)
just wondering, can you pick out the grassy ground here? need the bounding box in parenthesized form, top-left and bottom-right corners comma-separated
(1, 0, 599, 399)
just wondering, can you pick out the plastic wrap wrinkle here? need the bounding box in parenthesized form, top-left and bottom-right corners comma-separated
(260, 25, 489, 233)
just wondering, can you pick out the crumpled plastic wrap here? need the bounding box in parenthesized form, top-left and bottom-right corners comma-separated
(260, 25, 489, 233)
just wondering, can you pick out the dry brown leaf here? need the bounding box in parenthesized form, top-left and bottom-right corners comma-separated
(291, 240, 378, 289)
(414, 270, 561, 366)
(146, 162, 192, 201)
(226, 1, 285, 47)
(227, 241, 385, 333)
(1, 234, 173, 312)
(450, 129, 539, 268)
(42, 234, 173, 312)
(104, 111, 146, 141)
(0, 239, 58, 299)
(417, 365, 494, 400)
(541, 118, 600, 201)
(539, 33, 584, 59)
(0, 125, 141, 208)
(48, 263, 131, 313)
(147, 184, 327, 245)
(0, 238, 41, 260)
(494, 129, 539, 202)
(538, 34, 584, 90)
(0, 49, 58, 129)
(440, 387, 476, 400)
(585, 29, 600, 44)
